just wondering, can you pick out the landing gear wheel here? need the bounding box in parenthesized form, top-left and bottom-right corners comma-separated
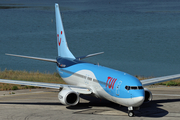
(128, 111, 134, 117)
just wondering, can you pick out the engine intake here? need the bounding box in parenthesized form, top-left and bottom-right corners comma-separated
(144, 88, 153, 103)
(58, 89, 79, 106)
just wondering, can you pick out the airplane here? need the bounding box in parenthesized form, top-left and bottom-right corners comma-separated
(1, 3, 180, 117)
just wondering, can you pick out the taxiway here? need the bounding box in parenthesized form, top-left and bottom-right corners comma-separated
(0, 86, 180, 120)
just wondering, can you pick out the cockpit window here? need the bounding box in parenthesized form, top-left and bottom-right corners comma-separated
(131, 86, 137, 90)
(125, 86, 143, 90)
(138, 86, 143, 89)
(125, 86, 130, 90)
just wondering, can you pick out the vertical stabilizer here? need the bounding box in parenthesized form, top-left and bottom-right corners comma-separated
(55, 3, 75, 59)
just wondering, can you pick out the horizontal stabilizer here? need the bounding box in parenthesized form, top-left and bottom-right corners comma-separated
(76, 52, 104, 60)
(6, 53, 57, 63)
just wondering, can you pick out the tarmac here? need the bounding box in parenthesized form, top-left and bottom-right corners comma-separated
(0, 86, 180, 120)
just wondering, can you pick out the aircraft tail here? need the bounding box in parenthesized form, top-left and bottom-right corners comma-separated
(55, 3, 75, 59)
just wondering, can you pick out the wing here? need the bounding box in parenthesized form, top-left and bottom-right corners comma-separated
(0, 79, 92, 94)
(141, 74, 180, 86)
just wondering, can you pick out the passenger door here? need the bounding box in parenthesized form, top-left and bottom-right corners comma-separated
(116, 81, 122, 96)
(84, 74, 89, 85)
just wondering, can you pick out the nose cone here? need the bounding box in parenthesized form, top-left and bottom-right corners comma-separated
(132, 96, 144, 107)
(128, 90, 145, 107)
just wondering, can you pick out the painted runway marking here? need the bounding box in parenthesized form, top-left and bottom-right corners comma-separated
(0, 91, 45, 96)
(153, 94, 180, 97)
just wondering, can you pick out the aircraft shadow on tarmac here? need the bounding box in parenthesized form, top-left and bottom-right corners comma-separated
(67, 95, 180, 117)
(0, 94, 180, 117)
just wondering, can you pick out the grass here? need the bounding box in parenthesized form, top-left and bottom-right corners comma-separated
(0, 69, 65, 91)
(0, 69, 180, 91)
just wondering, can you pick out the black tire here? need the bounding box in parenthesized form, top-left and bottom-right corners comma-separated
(128, 111, 134, 117)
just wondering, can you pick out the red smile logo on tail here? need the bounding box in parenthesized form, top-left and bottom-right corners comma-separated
(57, 31, 63, 46)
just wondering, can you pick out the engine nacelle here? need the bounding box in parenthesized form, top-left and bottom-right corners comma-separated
(58, 89, 79, 106)
(144, 88, 153, 103)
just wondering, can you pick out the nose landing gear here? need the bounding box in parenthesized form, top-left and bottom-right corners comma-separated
(128, 106, 136, 117)
(128, 110, 134, 117)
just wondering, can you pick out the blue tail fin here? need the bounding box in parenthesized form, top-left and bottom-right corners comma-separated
(55, 3, 75, 59)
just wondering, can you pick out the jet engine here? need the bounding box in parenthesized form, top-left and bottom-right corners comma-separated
(144, 88, 153, 103)
(58, 89, 79, 106)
